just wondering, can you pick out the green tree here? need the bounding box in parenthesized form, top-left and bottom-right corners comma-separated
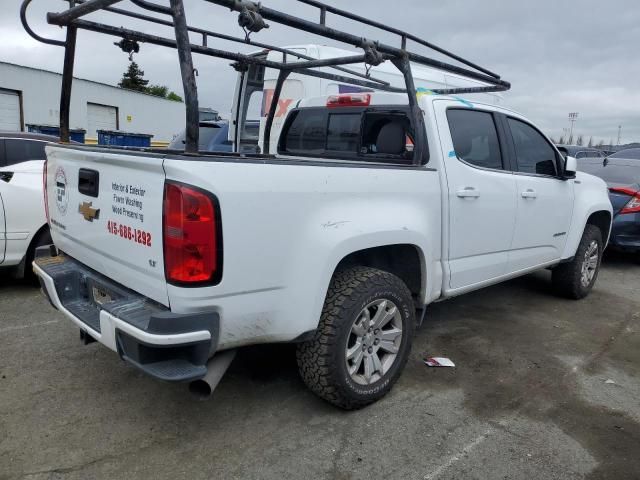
(558, 135, 565, 144)
(146, 84, 168, 98)
(145, 85, 182, 102)
(568, 134, 574, 145)
(118, 61, 149, 92)
(576, 135, 583, 146)
(166, 91, 183, 102)
(587, 136, 593, 147)
(118, 62, 183, 102)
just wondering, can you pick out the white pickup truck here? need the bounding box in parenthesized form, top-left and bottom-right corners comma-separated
(34, 91, 612, 409)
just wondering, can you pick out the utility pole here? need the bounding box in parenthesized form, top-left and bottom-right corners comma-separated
(568, 112, 579, 143)
(617, 125, 622, 146)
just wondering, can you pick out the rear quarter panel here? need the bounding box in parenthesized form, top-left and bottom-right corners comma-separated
(163, 158, 441, 349)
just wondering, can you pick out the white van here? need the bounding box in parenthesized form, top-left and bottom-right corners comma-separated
(230, 44, 504, 153)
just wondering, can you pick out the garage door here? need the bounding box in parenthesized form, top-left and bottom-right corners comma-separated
(0, 90, 21, 132)
(87, 102, 118, 137)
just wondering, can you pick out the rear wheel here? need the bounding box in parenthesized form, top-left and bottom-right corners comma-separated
(296, 266, 415, 410)
(552, 224, 603, 299)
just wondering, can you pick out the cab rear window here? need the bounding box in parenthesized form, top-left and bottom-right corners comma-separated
(279, 107, 415, 164)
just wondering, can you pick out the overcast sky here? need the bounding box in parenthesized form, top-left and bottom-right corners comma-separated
(2, 0, 639, 144)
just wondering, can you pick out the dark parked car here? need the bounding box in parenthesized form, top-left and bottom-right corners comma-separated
(169, 120, 260, 153)
(607, 148, 640, 160)
(579, 158, 640, 253)
(556, 144, 605, 159)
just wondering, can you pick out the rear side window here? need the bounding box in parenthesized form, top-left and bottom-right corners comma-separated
(279, 107, 414, 164)
(327, 113, 360, 152)
(4, 139, 46, 166)
(507, 118, 558, 176)
(283, 109, 326, 154)
(447, 109, 503, 170)
(576, 150, 601, 159)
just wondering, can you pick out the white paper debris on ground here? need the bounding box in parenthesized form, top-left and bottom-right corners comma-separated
(604, 379, 616, 384)
(424, 357, 455, 367)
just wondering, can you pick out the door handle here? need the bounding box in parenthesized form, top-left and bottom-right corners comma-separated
(456, 187, 480, 198)
(521, 189, 537, 199)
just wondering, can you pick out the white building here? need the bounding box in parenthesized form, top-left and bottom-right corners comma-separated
(0, 61, 186, 145)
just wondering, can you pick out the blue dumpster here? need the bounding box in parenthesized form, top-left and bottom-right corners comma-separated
(97, 130, 153, 147)
(26, 124, 86, 143)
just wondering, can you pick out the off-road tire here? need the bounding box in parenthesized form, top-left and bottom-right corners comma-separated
(552, 224, 603, 299)
(296, 266, 415, 410)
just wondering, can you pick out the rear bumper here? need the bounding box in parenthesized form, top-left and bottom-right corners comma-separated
(33, 246, 220, 382)
(609, 213, 640, 252)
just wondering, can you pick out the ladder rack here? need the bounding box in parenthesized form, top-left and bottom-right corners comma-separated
(21, 0, 511, 163)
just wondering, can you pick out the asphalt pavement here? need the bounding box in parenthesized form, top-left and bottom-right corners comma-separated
(1, 252, 639, 480)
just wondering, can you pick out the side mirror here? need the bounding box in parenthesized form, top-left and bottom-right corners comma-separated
(564, 155, 577, 178)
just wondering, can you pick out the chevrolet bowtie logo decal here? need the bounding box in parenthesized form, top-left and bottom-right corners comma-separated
(78, 201, 100, 222)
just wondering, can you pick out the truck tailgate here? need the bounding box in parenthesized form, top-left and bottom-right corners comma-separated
(45, 145, 168, 306)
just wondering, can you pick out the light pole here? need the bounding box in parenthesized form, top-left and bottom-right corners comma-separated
(617, 125, 622, 146)
(568, 112, 579, 143)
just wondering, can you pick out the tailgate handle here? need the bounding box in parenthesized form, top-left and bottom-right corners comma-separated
(78, 169, 99, 197)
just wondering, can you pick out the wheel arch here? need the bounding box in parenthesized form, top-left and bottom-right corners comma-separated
(586, 210, 612, 246)
(562, 205, 613, 260)
(332, 243, 427, 306)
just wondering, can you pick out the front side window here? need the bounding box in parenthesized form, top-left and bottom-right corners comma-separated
(446, 109, 503, 170)
(4, 139, 46, 166)
(507, 118, 558, 176)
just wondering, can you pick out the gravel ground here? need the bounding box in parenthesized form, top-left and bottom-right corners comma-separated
(1, 251, 639, 480)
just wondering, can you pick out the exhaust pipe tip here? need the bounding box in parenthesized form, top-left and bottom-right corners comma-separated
(188, 379, 214, 399)
(188, 349, 237, 400)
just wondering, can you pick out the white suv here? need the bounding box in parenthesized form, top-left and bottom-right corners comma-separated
(0, 132, 52, 278)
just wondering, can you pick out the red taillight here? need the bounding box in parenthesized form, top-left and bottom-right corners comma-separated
(610, 187, 640, 214)
(326, 93, 371, 108)
(43, 159, 50, 224)
(163, 182, 222, 285)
